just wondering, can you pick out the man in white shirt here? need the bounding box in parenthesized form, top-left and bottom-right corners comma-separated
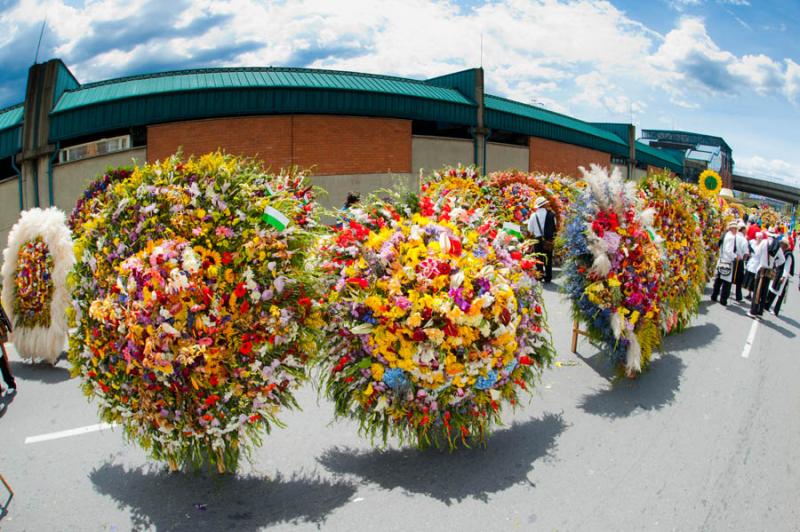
(733, 221, 749, 302)
(711, 221, 739, 306)
(527, 196, 556, 283)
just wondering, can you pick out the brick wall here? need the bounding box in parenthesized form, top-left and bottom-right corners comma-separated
(147, 115, 412, 175)
(529, 136, 611, 176)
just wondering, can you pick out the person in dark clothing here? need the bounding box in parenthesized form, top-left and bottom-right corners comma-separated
(526, 196, 557, 283)
(765, 240, 794, 316)
(343, 192, 360, 210)
(0, 301, 17, 395)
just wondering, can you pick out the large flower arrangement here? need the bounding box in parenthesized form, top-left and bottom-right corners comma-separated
(680, 183, 728, 279)
(68, 167, 132, 237)
(562, 166, 663, 376)
(640, 173, 706, 334)
(318, 205, 554, 449)
(487, 171, 566, 231)
(417, 166, 489, 229)
(68, 153, 323, 472)
(1, 208, 74, 364)
(540, 173, 586, 211)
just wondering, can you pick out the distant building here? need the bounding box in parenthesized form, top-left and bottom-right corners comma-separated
(639, 129, 734, 189)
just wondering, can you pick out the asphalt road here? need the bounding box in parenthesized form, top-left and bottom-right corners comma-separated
(1, 272, 799, 531)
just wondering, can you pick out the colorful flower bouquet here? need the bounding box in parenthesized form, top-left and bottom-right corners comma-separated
(487, 171, 565, 231)
(562, 166, 664, 376)
(318, 204, 554, 449)
(13, 236, 54, 329)
(68, 167, 132, 236)
(540, 173, 586, 211)
(680, 183, 729, 279)
(67, 153, 324, 472)
(1, 207, 74, 363)
(640, 173, 706, 333)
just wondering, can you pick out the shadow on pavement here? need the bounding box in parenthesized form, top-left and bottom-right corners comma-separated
(317, 414, 565, 504)
(664, 322, 721, 352)
(90, 463, 356, 531)
(10, 361, 71, 384)
(697, 300, 713, 315)
(0, 391, 15, 420)
(578, 354, 685, 418)
(758, 318, 796, 339)
(574, 351, 618, 382)
(777, 314, 800, 330)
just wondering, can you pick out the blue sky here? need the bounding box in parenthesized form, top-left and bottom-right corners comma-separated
(0, 0, 797, 184)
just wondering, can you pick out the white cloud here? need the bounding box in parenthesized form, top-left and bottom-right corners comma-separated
(785, 59, 800, 105)
(572, 71, 646, 117)
(735, 155, 800, 185)
(649, 16, 796, 101)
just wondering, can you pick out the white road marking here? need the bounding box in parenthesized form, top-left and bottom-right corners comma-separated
(24, 422, 117, 444)
(741, 319, 759, 358)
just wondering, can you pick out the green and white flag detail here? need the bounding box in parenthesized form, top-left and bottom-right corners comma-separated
(502, 222, 523, 239)
(262, 206, 290, 231)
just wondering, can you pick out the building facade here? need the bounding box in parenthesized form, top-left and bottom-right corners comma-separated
(0, 59, 686, 244)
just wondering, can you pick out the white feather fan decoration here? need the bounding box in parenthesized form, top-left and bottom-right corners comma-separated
(1, 207, 74, 364)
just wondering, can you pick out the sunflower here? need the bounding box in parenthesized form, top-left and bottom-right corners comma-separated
(698, 169, 722, 196)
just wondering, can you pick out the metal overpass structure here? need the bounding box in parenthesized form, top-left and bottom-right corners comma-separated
(732, 174, 800, 205)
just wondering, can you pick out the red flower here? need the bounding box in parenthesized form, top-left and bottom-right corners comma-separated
(448, 237, 462, 257)
(209, 375, 219, 386)
(204, 394, 220, 407)
(519, 355, 532, 366)
(239, 300, 250, 314)
(437, 261, 451, 276)
(347, 277, 369, 289)
(221, 252, 233, 265)
(239, 341, 253, 355)
(412, 329, 427, 342)
(510, 251, 522, 260)
(520, 259, 534, 270)
(443, 321, 458, 337)
(234, 283, 247, 298)
(298, 297, 312, 307)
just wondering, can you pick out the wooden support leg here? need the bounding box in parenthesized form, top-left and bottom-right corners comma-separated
(571, 319, 580, 354)
(0, 473, 12, 500)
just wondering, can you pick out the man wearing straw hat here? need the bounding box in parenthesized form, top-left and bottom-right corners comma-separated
(527, 195, 556, 283)
(711, 221, 739, 306)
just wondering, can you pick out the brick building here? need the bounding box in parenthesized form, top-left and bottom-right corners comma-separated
(0, 59, 684, 244)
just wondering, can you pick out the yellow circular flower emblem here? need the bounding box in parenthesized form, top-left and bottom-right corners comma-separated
(698, 169, 722, 196)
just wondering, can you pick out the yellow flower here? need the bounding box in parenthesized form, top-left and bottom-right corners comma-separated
(370, 363, 384, 381)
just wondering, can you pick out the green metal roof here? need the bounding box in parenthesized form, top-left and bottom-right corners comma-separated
(49, 67, 478, 141)
(0, 104, 23, 158)
(0, 104, 23, 132)
(52, 67, 472, 114)
(635, 141, 684, 174)
(484, 94, 629, 156)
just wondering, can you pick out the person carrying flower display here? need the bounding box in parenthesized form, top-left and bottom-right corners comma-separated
(0, 300, 16, 396)
(527, 195, 557, 283)
(711, 221, 740, 306)
(765, 239, 794, 316)
(748, 231, 775, 318)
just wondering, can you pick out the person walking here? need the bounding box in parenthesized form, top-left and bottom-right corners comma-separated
(527, 195, 556, 283)
(747, 232, 770, 317)
(749, 231, 779, 318)
(743, 231, 765, 300)
(765, 240, 794, 316)
(711, 221, 738, 306)
(0, 300, 16, 396)
(733, 221, 749, 302)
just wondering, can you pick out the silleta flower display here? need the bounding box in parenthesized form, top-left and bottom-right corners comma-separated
(640, 172, 706, 334)
(67, 153, 323, 472)
(1, 207, 74, 364)
(318, 199, 555, 449)
(68, 167, 132, 237)
(562, 166, 664, 376)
